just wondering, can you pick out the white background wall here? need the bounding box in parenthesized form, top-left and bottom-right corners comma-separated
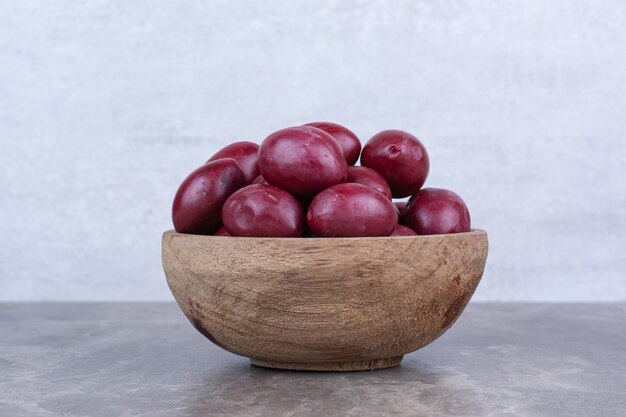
(1, 0, 625, 301)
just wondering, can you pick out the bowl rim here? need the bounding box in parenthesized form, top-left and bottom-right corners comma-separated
(163, 228, 487, 241)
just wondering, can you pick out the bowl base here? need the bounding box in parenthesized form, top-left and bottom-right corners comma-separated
(250, 356, 403, 372)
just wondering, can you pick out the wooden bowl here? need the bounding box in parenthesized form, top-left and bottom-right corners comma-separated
(162, 229, 488, 371)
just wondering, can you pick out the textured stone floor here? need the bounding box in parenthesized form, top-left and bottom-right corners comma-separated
(1, 302, 624, 416)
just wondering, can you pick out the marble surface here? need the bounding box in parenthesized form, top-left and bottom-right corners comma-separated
(1, 303, 624, 417)
(3, 1, 626, 303)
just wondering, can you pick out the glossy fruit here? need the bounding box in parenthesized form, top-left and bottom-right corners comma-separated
(214, 227, 230, 236)
(346, 166, 392, 200)
(303, 122, 361, 165)
(394, 201, 408, 223)
(391, 225, 417, 236)
(172, 159, 245, 235)
(207, 142, 259, 184)
(394, 201, 407, 213)
(307, 183, 397, 237)
(258, 126, 348, 198)
(404, 188, 471, 235)
(361, 130, 429, 198)
(222, 184, 303, 237)
(252, 175, 268, 185)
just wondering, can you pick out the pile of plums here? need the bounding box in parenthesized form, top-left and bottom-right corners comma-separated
(172, 122, 471, 237)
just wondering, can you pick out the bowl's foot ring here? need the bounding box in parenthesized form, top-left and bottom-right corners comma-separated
(250, 356, 403, 371)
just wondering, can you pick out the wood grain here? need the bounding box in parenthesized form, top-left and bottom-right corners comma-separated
(162, 230, 488, 371)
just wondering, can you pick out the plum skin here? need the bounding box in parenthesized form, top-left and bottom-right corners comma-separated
(306, 183, 397, 237)
(391, 224, 417, 236)
(172, 158, 245, 235)
(173, 127, 473, 238)
(303, 122, 361, 165)
(214, 227, 230, 236)
(258, 126, 348, 199)
(394, 201, 408, 223)
(394, 201, 407, 213)
(361, 130, 429, 198)
(252, 175, 268, 185)
(208, 141, 260, 184)
(346, 166, 392, 200)
(404, 188, 471, 235)
(222, 184, 304, 237)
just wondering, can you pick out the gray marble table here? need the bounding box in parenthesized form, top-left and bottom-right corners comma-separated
(1, 302, 625, 417)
